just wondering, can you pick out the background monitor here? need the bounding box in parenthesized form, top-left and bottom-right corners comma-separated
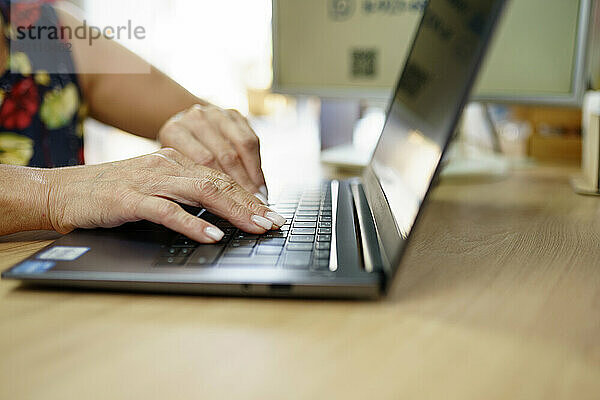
(272, 0, 593, 107)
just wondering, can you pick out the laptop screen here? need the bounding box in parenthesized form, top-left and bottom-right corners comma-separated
(364, 0, 506, 272)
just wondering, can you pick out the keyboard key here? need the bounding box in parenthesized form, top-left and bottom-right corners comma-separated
(179, 247, 193, 257)
(318, 222, 332, 228)
(274, 207, 297, 213)
(316, 242, 330, 250)
(283, 252, 312, 268)
(188, 245, 225, 265)
(256, 245, 283, 255)
(231, 240, 257, 248)
(218, 234, 232, 244)
(220, 255, 280, 266)
(156, 256, 186, 266)
(234, 233, 259, 240)
(287, 243, 313, 251)
(264, 231, 288, 238)
(224, 247, 254, 257)
(166, 247, 179, 256)
(314, 250, 330, 259)
(279, 225, 291, 231)
(294, 222, 317, 228)
(318, 228, 332, 234)
(312, 259, 329, 270)
(297, 206, 319, 212)
(172, 238, 198, 248)
(291, 228, 316, 235)
(296, 211, 318, 217)
(216, 220, 235, 228)
(320, 211, 332, 217)
(273, 206, 294, 211)
(320, 216, 332, 222)
(274, 203, 298, 208)
(289, 235, 315, 243)
(317, 235, 331, 242)
(258, 238, 286, 246)
(295, 216, 317, 222)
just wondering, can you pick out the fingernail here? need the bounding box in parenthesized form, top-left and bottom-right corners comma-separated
(204, 226, 225, 241)
(251, 215, 273, 230)
(265, 211, 286, 227)
(259, 185, 268, 199)
(254, 192, 268, 205)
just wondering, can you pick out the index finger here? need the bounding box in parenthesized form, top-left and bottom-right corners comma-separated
(224, 110, 268, 197)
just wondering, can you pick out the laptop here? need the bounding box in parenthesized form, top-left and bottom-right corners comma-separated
(2, 0, 507, 299)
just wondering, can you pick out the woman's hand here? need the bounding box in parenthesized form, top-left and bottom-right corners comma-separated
(44, 148, 286, 243)
(157, 104, 268, 203)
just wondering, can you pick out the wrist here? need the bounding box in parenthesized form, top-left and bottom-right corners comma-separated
(22, 167, 55, 232)
(0, 166, 54, 234)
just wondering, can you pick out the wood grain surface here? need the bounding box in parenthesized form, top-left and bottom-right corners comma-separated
(1, 162, 599, 400)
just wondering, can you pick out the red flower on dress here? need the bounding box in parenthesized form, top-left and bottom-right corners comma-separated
(10, 0, 57, 29)
(0, 78, 40, 130)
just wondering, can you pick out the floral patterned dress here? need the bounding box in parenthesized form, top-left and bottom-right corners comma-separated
(0, 0, 86, 167)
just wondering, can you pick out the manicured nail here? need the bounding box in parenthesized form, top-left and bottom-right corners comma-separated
(251, 215, 273, 230)
(254, 192, 268, 205)
(204, 226, 224, 241)
(259, 185, 268, 199)
(265, 211, 286, 227)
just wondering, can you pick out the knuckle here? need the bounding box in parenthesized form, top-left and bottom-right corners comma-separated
(196, 178, 220, 198)
(213, 170, 236, 185)
(161, 120, 177, 132)
(146, 152, 175, 169)
(116, 189, 138, 218)
(214, 175, 236, 195)
(195, 118, 213, 134)
(179, 214, 196, 232)
(238, 135, 259, 151)
(229, 202, 250, 219)
(227, 109, 242, 118)
(218, 151, 241, 168)
(144, 154, 165, 168)
(156, 201, 178, 221)
(187, 106, 205, 120)
(159, 121, 179, 140)
(159, 147, 179, 159)
(204, 104, 218, 113)
(196, 152, 216, 166)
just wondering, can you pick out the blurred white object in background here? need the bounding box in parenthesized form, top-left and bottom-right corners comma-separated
(84, 120, 159, 165)
(81, 0, 274, 164)
(84, 0, 273, 112)
(320, 107, 385, 171)
(571, 91, 600, 194)
(441, 103, 513, 181)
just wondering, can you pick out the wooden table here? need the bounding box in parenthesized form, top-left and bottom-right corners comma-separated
(1, 159, 600, 399)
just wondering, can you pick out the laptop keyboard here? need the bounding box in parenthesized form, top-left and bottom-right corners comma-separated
(156, 182, 332, 270)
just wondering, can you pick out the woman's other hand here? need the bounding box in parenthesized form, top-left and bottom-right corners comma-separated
(158, 105, 268, 203)
(45, 148, 286, 243)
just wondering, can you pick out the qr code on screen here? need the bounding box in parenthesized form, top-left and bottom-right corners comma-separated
(351, 48, 378, 78)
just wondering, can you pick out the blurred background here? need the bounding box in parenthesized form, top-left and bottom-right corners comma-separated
(79, 0, 279, 164)
(73, 0, 599, 174)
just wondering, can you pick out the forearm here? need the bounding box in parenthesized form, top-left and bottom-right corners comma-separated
(0, 166, 53, 235)
(57, 8, 209, 140)
(86, 67, 208, 140)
